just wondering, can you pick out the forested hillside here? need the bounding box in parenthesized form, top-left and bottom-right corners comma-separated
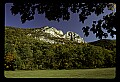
(4, 26, 116, 70)
(89, 39, 116, 51)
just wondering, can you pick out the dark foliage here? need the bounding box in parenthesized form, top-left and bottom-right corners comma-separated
(10, 2, 116, 39)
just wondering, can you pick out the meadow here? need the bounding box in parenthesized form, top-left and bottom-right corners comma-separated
(4, 67, 115, 78)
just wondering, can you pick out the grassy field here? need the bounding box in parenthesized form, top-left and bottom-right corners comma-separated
(4, 67, 115, 79)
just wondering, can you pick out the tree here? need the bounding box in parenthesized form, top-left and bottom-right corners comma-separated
(82, 44, 105, 68)
(33, 50, 43, 69)
(10, 2, 116, 39)
(102, 49, 113, 67)
(43, 49, 55, 69)
(16, 43, 34, 70)
(4, 52, 16, 70)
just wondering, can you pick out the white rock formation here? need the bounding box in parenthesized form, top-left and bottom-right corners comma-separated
(63, 31, 85, 43)
(31, 26, 86, 44)
(42, 26, 64, 38)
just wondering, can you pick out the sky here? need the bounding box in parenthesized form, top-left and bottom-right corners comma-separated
(5, 3, 116, 42)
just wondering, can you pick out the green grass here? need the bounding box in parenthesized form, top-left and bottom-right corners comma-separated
(4, 67, 115, 78)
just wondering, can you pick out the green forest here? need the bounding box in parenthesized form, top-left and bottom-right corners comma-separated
(4, 26, 116, 70)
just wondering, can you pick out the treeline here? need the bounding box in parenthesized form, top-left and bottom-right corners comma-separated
(4, 26, 116, 70)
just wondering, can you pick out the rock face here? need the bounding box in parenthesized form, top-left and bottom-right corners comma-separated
(64, 31, 85, 43)
(41, 26, 64, 38)
(33, 26, 85, 44)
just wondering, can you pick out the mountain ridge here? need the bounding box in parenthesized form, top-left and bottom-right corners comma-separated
(5, 26, 86, 44)
(5, 26, 116, 70)
(88, 39, 116, 51)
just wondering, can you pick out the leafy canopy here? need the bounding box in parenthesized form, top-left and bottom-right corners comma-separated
(10, 2, 116, 39)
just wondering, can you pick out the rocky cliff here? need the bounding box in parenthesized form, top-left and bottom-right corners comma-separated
(30, 26, 86, 44)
